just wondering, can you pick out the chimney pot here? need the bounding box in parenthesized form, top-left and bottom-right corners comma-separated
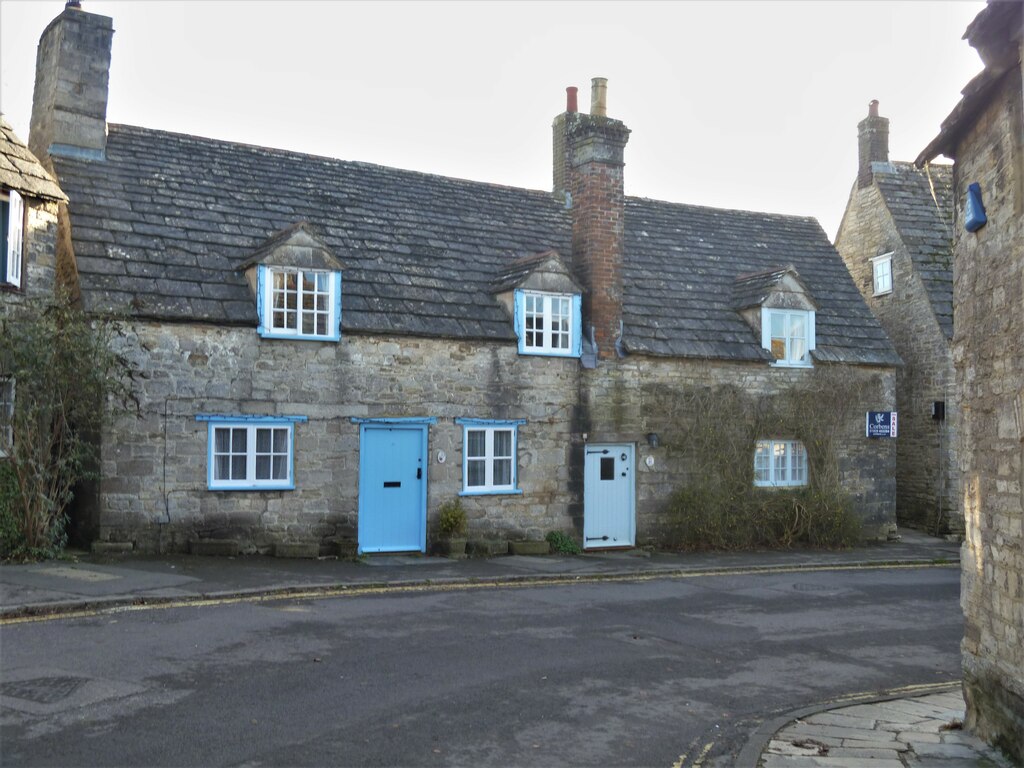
(65, 1, 82, 8)
(566, 86, 578, 114)
(868, 99, 879, 117)
(590, 77, 608, 117)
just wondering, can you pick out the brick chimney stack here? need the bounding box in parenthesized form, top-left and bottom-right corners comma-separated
(857, 99, 889, 188)
(553, 78, 631, 359)
(29, 3, 114, 162)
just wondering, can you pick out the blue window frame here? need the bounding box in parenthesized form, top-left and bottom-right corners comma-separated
(455, 418, 525, 495)
(196, 414, 308, 491)
(257, 265, 341, 341)
(514, 289, 582, 357)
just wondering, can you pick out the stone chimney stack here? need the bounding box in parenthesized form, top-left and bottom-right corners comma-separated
(857, 99, 889, 188)
(553, 77, 631, 359)
(29, 2, 114, 162)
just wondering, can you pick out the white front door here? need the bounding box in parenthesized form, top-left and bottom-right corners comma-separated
(583, 444, 635, 549)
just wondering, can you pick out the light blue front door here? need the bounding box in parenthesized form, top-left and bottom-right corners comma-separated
(358, 424, 427, 554)
(583, 443, 635, 549)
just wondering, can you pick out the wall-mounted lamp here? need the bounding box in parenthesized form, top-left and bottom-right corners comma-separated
(646, 432, 660, 448)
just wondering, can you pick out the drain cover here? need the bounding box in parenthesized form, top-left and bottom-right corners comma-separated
(1, 675, 88, 705)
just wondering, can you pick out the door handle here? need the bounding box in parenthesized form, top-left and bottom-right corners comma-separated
(416, 468, 422, 480)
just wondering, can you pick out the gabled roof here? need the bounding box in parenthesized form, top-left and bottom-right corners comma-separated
(239, 221, 343, 271)
(732, 265, 817, 311)
(0, 116, 67, 202)
(490, 250, 580, 294)
(51, 123, 898, 366)
(874, 161, 954, 339)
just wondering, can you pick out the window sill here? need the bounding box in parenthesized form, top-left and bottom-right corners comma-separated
(258, 329, 341, 342)
(753, 483, 808, 490)
(769, 361, 813, 369)
(518, 349, 579, 358)
(459, 488, 523, 497)
(872, 289, 893, 297)
(208, 483, 296, 492)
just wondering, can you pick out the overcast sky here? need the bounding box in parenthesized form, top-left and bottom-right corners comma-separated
(1, 1, 984, 239)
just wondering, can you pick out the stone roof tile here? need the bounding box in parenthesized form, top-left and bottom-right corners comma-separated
(53, 124, 898, 366)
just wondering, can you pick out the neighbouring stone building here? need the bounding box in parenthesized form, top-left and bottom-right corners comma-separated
(21, 4, 900, 556)
(917, 0, 1023, 761)
(0, 116, 67, 457)
(835, 103, 961, 537)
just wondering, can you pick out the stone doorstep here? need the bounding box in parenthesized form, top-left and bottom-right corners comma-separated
(761, 755, 904, 767)
(188, 539, 239, 557)
(90, 541, 134, 554)
(273, 542, 319, 559)
(508, 540, 551, 556)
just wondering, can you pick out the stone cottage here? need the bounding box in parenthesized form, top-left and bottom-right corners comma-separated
(26, 4, 900, 555)
(0, 116, 67, 456)
(835, 103, 960, 537)
(917, 0, 1023, 761)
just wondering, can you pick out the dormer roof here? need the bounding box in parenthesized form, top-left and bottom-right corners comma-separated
(491, 250, 581, 295)
(732, 265, 818, 312)
(0, 116, 67, 202)
(239, 221, 343, 272)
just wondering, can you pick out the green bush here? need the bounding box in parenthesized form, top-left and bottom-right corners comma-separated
(666, 484, 861, 551)
(0, 462, 24, 559)
(545, 530, 582, 554)
(437, 498, 467, 537)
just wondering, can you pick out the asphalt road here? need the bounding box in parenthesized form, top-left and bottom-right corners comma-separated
(0, 565, 962, 767)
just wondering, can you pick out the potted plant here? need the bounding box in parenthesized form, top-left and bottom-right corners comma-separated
(436, 498, 468, 558)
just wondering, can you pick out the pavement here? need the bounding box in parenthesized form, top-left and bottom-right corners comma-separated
(0, 531, 1013, 766)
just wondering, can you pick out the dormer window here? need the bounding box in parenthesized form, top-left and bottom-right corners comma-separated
(761, 307, 815, 367)
(1, 190, 24, 289)
(242, 223, 344, 343)
(515, 290, 582, 357)
(259, 267, 340, 339)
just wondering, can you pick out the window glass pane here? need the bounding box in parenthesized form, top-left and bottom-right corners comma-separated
(790, 314, 805, 338)
(493, 430, 512, 458)
(256, 428, 271, 453)
(302, 312, 315, 335)
(770, 313, 785, 338)
(467, 430, 485, 458)
(231, 455, 247, 479)
(273, 429, 288, 453)
(773, 442, 787, 481)
(493, 458, 511, 487)
(255, 456, 271, 480)
(215, 427, 230, 453)
(316, 315, 327, 335)
(272, 455, 288, 480)
(215, 455, 230, 481)
(790, 338, 807, 362)
(770, 338, 786, 360)
(467, 459, 485, 487)
(232, 428, 247, 452)
(600, 457, 615, 481)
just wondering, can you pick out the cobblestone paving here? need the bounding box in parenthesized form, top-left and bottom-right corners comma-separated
(760, 690, 1015, 767)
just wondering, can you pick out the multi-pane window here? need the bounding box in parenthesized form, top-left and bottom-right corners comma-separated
(762, 308, 814, 367)
(518, 290, 579, 356)
(524, 292, 571, 352)
(0, 377, 14, 458)
(457, 419, 523, 494)
(754, 439, 808, 487)
(198, 416, 305, 490)
(1, 190, 25, 289)
(872, 253, 893, 296)
(259, 266, 340, 340)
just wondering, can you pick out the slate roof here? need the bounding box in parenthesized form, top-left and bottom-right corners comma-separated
(731, 265, 816, 311)
(51, 123, 899, 366)
(0, 116, 67, 202)
(874, 161, 954, 339)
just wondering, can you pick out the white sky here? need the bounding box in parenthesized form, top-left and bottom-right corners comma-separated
(1, 1, 984, 240)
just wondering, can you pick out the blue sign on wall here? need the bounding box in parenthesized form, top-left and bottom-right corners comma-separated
(866, 411, 898, 438)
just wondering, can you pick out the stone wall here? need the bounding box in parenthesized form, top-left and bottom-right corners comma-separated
(1, 200, 59, 306)
(953, 65, 1024, 763)
(91, 319, 896, 552)
(836, 184, 960, 535)
(583, 357, 898, 543)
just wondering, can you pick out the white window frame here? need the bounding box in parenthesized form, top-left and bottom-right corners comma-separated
(0, 377, 14, 458)
(457, 419, 524, 495)
(754, 439, 808, 488)
(258, 265, 341, 341)
(516, 290, 581, 357)
(871, 252, 893, 296)
(761, 307, 815, 368)
(2, 190, 25, 289)
(197, 415, 307, 491)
